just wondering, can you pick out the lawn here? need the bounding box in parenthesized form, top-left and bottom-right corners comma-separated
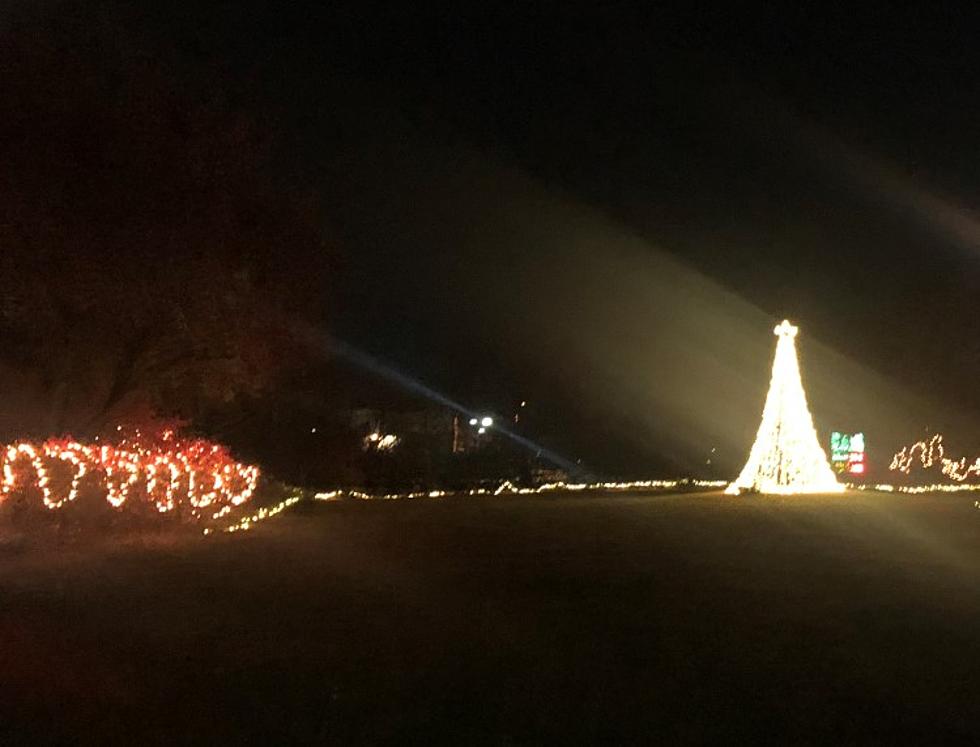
(2, 491, 979, 743)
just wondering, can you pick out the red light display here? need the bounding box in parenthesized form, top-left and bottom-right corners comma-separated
(1, 430, 259, 519)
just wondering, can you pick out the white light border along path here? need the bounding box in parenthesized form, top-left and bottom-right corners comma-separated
(211, 480, 980, 535)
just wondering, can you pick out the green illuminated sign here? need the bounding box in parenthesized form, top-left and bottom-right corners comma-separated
(830, 431, 866, 473)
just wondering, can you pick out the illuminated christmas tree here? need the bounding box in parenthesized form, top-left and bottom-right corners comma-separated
(726, 320, 843, 495)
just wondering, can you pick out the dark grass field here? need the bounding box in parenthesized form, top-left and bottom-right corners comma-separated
(3, 491, 980, 744)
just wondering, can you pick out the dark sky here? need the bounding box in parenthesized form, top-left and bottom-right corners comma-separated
(8, 2, 980, 476)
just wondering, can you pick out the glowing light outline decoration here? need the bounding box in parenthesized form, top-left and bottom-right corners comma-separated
(890, 433, 980, 482)
(0, 433, 260, 519)
(726, 320, 843, 495)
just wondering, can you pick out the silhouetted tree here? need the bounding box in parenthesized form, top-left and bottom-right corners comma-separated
(0, 6, 330, 438)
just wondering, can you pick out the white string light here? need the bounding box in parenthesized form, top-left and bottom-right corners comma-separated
(218, 492, 303, 534)
(890, 434, 980, 482)
(314, 478, 728, 503)
(853, 482, 980, 496)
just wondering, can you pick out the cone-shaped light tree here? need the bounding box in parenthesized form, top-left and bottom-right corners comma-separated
(726, 320, 843, 495)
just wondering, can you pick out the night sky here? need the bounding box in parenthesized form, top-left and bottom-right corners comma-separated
(4, 2, 980, 476)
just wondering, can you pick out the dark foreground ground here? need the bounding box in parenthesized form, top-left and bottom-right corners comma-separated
(2, 491, 980, 744)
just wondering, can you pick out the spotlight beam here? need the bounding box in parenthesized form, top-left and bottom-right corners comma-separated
(294, 324, 580, 474)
